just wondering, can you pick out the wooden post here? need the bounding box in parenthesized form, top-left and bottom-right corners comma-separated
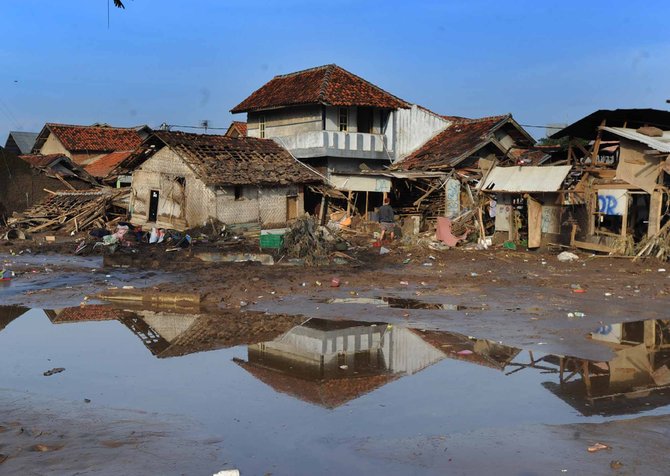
(648, 190, 663, 237)
(590, 119, 606, 162)
(581, 361, 592, 397)
(346, 190, 353, 216)
(566, 138, 573, 165)
(644, 319, 656, 350)
(365, 191, 369, 220)
(620, 192, 628, 237)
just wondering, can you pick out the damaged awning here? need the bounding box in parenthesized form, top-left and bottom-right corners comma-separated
(330, 174, 391, 193)
(601, 126, 670, 153)
(481, 165, 572, 193)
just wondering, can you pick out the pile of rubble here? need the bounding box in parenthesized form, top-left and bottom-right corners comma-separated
(6, 188, 129, 234)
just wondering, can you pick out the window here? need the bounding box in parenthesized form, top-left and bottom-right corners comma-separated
(259, 115, 266, 138)
(339, 108, 348, 132)
(234, 186, 243, 200)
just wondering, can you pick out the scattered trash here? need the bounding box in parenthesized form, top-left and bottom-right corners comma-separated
(402, 258, 411, 264)
(609, 460, 623, 470)
(379, 246, 390, 255)
(470, 272, 479, 277)
(0, 269, 14, 281)
(315, 281, 322, 286)
(30, 444, 63, 453)
(84, 398, 91, 403)
(456, 350, 474, 355)
(43, 367, 65, 377)
(399, 281, 409, 285)
(422, 262, 433, 267)
(503, 241, 517, 250)
(428, 241, 449, 251)
(213, 470, 241, 476)
(330, 277, 340, 288)
(557, 251, 579, 262)
(587, 442, 610, 453)
(567, 312, 585, 320)
(659, 268, 666, 273)
(239, 301, 248, 307)
(339, 365, 348, 370)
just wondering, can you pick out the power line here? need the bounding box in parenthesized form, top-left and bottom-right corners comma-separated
(519, 124, 565, 130)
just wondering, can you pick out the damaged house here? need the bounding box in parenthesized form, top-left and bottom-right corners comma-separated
(31, 123, 150, 185)
(128, 131, 322, 230)
(0, 147, 97, 219)
(547, 109, 670, 254)
(390, 114, 536, 241)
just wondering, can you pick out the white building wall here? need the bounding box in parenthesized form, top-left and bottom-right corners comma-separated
(247, 106, 322, 138)
(395, 105, 451, 160)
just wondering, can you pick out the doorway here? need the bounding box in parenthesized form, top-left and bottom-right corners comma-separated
(357, 107, 373, 134)
(149, 190, 159, 222)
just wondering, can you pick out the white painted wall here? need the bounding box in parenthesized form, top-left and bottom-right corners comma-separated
(395, 105, 451, 160)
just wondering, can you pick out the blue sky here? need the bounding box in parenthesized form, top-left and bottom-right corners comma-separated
(1, 0, 669, 140)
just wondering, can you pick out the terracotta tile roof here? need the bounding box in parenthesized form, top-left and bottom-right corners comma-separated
(231, 64, 411, 113)
(0, 306, 28, 331)
(48, 305, 127, 323)
(43, 123, 144, 152)
(153, 311, 305, 358)
(152, 131, 322, 186)
(396, 115, 510, 170)
(19, 153, 68, 168)
(235, 360, 398, 408)
(414, 329, 520, 371)
(225, 121, 247, 137)
(84, 150, 134, 178)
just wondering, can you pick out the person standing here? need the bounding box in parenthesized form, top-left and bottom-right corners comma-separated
(378, 196, 395, 242)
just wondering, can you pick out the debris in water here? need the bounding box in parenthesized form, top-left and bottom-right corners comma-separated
(557, 251, 579, 262)
(587, 442, 610, 453)
(43, 367, 65, 377)
(610, 460, 623, 469)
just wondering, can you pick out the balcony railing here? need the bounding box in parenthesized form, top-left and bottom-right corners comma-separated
(274, 131, 392, 160)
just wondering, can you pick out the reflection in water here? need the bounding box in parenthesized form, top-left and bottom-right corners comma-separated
(2, 305, 670, 416)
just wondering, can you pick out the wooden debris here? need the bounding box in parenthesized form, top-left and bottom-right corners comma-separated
(635, 221, 670, 261)
(7, 188, 129, 234)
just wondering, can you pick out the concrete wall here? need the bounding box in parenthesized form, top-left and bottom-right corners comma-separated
(247, 106, 322, 138)
(131, 147, 304, 228)
(395, 105, 450, 160)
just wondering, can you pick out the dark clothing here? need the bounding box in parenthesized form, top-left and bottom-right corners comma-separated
(378, 204, 394, 223)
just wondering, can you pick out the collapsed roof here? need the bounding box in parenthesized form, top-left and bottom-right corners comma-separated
(231, 64, 411, 113)
(550, 108, 670, 140)
(138, 131, 323, 186)
(394, 114, 534, 170)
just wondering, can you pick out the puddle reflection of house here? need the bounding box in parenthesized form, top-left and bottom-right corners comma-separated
(45, 306, 304, 359)
(121, 310, 304, 359)
(234, 319, 515, 408)
(0, 306, 29, 332)
(539, 319, 670, 416)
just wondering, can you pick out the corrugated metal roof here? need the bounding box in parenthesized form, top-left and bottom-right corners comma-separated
(601, 126, 670, 153)
(7, 131, 38, 154)
(482, 165, 572, 193)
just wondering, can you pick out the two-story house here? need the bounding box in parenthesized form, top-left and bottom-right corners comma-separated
(231, 65, 451, 210)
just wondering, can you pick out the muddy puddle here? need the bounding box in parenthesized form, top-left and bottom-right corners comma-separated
(1, 304, 669, 474)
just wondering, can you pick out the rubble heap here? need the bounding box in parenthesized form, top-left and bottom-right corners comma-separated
(7, 188, 129, 234)
(280, 216, 332, 265)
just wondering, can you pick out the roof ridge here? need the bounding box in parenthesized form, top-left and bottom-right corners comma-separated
(46, 122, 138, 130)
(274, 64, 334, 79)
(449, 114, 509, 124)
(327, 65, 410, 108)
(318, 64, 335, 103)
